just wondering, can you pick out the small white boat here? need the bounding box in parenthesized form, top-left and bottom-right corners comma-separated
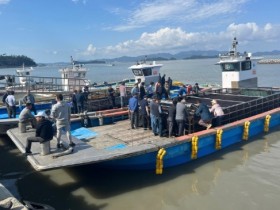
(16, 63, 36, 86)
(59, 56, 91, 91)
(129, 60, 163, 85)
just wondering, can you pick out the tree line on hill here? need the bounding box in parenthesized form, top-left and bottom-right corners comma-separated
(0, 55, 37, 68)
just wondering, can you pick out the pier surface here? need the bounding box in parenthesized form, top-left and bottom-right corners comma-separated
(7, 120, 178, 171)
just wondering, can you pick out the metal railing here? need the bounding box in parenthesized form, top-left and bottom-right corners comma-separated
(0, 74, 88, 94)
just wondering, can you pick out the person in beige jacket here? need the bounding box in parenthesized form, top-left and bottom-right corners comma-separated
(209, 99, 224, 126)
(51, 93, 75, 148)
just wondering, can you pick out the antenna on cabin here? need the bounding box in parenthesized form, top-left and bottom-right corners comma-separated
(71, 56, 75, 66)
(229, 37, 238, 56)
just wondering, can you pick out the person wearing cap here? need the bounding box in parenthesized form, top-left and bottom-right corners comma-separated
(140, 95, 149, 130)
(128, 93, 139, 129)
(51, 93, 74, 148)
(18, 102, 36, 129)
(24, 111, 53, 155)
(209, 99, 224, 126)
(195, 99, 212, 130)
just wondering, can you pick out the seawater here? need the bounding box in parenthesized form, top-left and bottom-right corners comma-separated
(1, 59, 280, 210)
(1, 58, 279, 87)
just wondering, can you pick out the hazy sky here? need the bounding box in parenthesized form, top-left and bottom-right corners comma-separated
(0, 0, 280, 63)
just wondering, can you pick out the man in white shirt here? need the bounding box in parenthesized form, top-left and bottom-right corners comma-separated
(5, 90, 16, 118)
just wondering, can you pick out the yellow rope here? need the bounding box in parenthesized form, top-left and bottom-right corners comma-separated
(264, 115, 271, 132)
(242, 121, 250, 140)
(216, 129, 223, 150)
(156, 148, 166, 174)
(191, 136, 199, 159)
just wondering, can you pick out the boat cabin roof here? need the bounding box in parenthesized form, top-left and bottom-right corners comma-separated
(129, 62, 163, 70)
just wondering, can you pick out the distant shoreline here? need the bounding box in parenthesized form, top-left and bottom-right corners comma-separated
(258, 59, 280, 64)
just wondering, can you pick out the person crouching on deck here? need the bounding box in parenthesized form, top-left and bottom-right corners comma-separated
(24, 111, 53, 155)
(195, 99, 212, 130)
(209, 99, 224, 127)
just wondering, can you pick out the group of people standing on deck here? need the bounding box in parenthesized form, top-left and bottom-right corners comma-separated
(106, 74, 173, 110)
(128, 93, 166, 136)
(168, 97, 225, 137)
(178, 83, 201, 97)
(71, 86, 89, 114)
(128, 91, 225, 138)
(2, 89, 37, 119)
(130, 74, 173, 101)
(4, 89, 76, 155)
(171, 97, 225, 136)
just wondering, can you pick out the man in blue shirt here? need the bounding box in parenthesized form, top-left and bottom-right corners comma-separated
(129, 93, 139, 129)
(178, 85, 186, 97)
(195, 99, 212, 130)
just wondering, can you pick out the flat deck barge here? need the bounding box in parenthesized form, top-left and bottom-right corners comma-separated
(7, 120, 177, 171)
(6, 87, 280, 171)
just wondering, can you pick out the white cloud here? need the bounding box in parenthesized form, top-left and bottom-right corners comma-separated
(82, 44, 96, 56)
(83, 22, 280, 58)
(226, 23, 280, 42)
(71, 0, 87, 5)
(113, 0, 250, 31)
(0, 0, 10, 4)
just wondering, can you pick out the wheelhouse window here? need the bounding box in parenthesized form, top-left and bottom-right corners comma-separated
(220, 62, 240, 71)
(241, 61, 251, 71)
(142, 68, 152, 76)
(132, 69, 143, 76)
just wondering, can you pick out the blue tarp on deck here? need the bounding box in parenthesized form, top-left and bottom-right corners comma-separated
(71, 127, 98, 140)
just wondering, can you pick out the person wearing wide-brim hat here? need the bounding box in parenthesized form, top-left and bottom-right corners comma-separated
(209, 99, 224, 127)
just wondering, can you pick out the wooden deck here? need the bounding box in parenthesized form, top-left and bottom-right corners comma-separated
(7, 120, 178, 171)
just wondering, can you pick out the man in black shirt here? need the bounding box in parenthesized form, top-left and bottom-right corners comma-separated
(25, 111, 53, 155)
(140, 95, 149, 130)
